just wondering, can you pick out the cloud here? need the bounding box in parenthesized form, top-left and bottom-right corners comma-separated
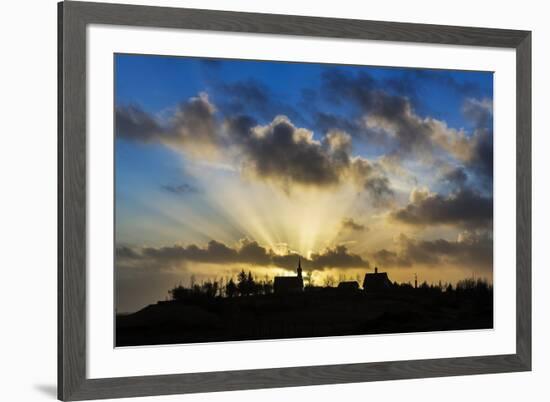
(116, 93, 220, 157)
(440, 166, 468, 188)
(214, 79, 271, 119)
(167, 93, 220, 156)
(237, 116, 341, 188)
(116, 105, 163, 142)
(341, 218, 367, 232)
(373, 231, 492, 272)
(227, 115, 394, 200)
(463, 98, 493, 129)
(466, 128, 493, 183)
(116, 245, 142, 260)
(384, 69, 485, 104)
(322, 70, 376, 110)
(322, 69, 433, 153)
(214, 78, 300, 123)
(117, 95, 393, 202)
(390, 187, 492, 228)
(138, 240, 246, 265)
(321, 70, 493, 176)
(372, 248, 412, 268)
(309, 245, 370, 270)
(161, 183, 200, 195)
(363, 94, 487, 167)
(117, 239, 369, 271)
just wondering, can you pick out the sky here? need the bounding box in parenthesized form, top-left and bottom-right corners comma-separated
(114, 54, 494, 313)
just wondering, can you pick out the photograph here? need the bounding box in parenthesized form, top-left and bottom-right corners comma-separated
(114, 54, 494, 347)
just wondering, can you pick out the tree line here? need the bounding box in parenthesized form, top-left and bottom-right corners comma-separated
(167, 270, 492, 302)
(169, 270, 275, 301)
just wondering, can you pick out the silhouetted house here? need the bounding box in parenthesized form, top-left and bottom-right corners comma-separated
(363, 267, 393, 292)
(274, 258, 304, 294)
(337, 281, 359, 292)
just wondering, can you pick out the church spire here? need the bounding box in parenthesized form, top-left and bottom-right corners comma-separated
(297, 257, 303, 279)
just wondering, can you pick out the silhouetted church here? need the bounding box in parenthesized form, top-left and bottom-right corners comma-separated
(363, 267, 393, 292)
(274, 258, 304, 294)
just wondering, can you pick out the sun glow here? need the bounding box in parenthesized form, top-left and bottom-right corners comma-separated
(114, 54, 494, 314)
(164, 161, 364, 257)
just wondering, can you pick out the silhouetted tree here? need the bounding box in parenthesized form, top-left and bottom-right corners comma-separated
(168, 284, 189, 301)
(247, 271, 257, 296)
(262, 279, 273, 295)
(456, 278, 491, 297)
(305, 271, 314, 287)
(237, 270, 253, 296)
(323, 275, 335, 287)
(201, 280, 218, 298)
(225, 278, 237, 298)
(218, 277, 225, 297)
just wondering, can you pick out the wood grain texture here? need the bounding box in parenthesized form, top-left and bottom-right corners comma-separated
(515, 33, 532, 370)
(58, 1, 532, 400)
(66, 1, 529, 47)
(67, 354, 528, 401)
(59, 2, 87, 399)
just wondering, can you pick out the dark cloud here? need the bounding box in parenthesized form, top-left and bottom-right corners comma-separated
(364, 91, 466, 160)
(116, 245, 142, 260)
(116, 105, 163, 142)
(310, 245, 370, 270)
(391, 188, 492, 228)
(117, 96, 393, 200)
(373, 231, 492, 272)
(116, 93, 220, 156)
(117, 239, 369, 271)
(271, 253, 302, 270)
(161, 183, 200, 195)
(312, 111, 391, 147)
(347, 157, 394, 204)
(214, 78, 300, 123)
(440, 166, 468, 188)
(321, 70, 437, 157)
(322, 69, 376, 109)
(236, 116, 341, 188)
(373, 248, 412, 268)
(169, 93, 219, 153)
(321, 69, 494, 181)
(341, 218, 367, 232)
(217, 79, 271, 113)
(227, 115, 393, 200)
(404, 232, 492, 270)
(138, 240, 240, 265)
(236, 239, 272, 266)
(460, 98, 493, 185)
(364, 175, 394, 202)
(270, 246, 370, 271)
(315, 111, 360, 136)
(467, 129, 493, 183)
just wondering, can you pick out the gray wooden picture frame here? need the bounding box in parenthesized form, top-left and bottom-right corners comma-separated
(58, 1, 532, 400)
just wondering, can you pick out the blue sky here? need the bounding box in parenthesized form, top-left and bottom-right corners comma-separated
(115, 54, 492, 129)
(114, 53, 493, 312)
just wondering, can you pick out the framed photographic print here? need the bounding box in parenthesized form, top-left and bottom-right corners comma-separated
(58, 1, 531, 400)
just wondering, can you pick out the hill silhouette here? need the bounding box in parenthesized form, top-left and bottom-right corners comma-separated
(116, 275, 493, 346)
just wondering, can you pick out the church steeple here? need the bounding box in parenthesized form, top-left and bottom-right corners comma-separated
(297, 257, 303, 279)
